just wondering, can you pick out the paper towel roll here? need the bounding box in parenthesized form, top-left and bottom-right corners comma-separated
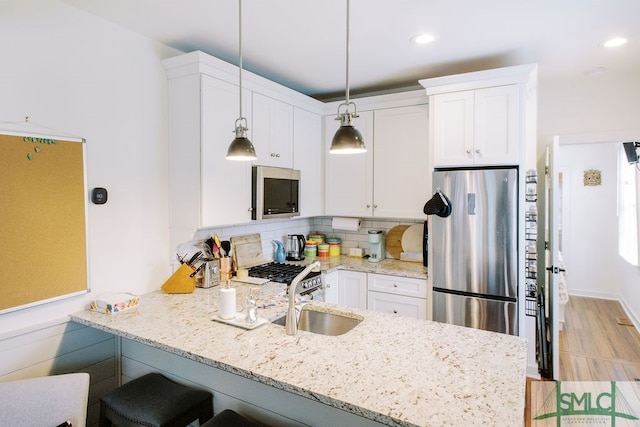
(332, 217, 361, 231)
(219, 286, 237, 319)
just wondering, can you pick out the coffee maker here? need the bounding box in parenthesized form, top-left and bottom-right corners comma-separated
(286, 234, 306, 261)
(368, 230, 385, 263)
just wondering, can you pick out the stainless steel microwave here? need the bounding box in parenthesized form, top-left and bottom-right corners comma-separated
(251, 166, 301, 220)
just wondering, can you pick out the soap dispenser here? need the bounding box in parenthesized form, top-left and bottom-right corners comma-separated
(273, 240, 286, 263)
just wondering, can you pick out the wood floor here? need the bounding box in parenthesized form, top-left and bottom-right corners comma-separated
(559, 295, 640, 381)
(524, 295, 640, 426)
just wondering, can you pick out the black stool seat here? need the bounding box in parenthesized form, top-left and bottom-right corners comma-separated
(201, 409, 264, 427)
(99, 372, 213, 427)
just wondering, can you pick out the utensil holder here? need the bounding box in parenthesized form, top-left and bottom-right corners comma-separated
(161, 264, 196, 294)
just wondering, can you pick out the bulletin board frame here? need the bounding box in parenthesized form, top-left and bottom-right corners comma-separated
(0, 130, 89, 314)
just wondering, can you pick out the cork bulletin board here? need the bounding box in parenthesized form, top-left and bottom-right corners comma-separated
(0, 132, 89, 313)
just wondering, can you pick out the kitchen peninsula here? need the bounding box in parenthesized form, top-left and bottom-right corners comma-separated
(71, 258, 527, 427)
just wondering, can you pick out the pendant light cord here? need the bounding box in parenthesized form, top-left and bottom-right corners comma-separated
(345, 0, 350, 106)
(238, 0, 244, 120)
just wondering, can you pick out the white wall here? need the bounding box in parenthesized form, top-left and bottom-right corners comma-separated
(537, 69, 640, 322)
(0, 0, 180, 335)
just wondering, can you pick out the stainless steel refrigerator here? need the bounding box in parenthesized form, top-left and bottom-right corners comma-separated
(431, 167, 518, 335)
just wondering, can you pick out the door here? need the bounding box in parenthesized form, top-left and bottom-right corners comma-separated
(540, 138, 560, 379)
(431, 168, 518, 298)
(432, 290, 517, 334)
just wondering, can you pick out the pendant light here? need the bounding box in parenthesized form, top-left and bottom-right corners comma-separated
(226, 0, 257, 161)
(329, 0, 366, 155)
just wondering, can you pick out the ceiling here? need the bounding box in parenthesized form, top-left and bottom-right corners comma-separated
(62, 0, 640, 101)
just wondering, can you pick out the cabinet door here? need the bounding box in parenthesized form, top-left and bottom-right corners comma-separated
(367, 291, 426, 319)
(324, 111, 374, 217)
(323, 271, 338, 304)
(293, 107, 323, 217)
(201, 75, 252, 226)
(337, 270, 367, 309)
(431, 91, 474, 167)
(252, 93, 294, 168)
(373, 105, 430, 219)
(473, 85, 520, 165)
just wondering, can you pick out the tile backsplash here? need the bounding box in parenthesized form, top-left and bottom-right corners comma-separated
(191, 216, 424, 262)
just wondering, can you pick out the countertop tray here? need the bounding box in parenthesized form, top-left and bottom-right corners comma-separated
(212, 312, 268, 330)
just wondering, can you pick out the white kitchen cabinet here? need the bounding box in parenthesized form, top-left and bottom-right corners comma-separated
(324, 111, 374, 217)
(430, 85, 519, 167)
(367, 273, 428, 319)
(165, 71, 252, 253)
(323, 270, 339, 304)
(252, 92, 294, 168)
(322, 270, 368, 309)
(324, 103, 429, 219)
(293, 107, 323, 217)
(373, 105, 429, 219)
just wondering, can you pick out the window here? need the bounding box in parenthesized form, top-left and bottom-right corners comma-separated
(618, 145, 640, 266)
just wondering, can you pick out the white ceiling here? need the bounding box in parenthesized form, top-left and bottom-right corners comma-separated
(62, 0, 640, 100)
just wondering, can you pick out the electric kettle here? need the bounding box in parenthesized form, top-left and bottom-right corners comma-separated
(286, 234, 306, 261)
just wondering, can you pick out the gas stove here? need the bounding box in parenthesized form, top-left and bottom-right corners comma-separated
(247, 262, 323, 295)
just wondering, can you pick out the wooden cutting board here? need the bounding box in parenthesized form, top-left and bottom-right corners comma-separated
(401, 223, 424, 253)
(385, 225, 409, 259)
(230, 233, 266, 269)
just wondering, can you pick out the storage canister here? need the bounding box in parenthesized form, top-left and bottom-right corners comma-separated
(304, 241, 317, 258)
(326, 237, 341, 257)
(318, 243, 329, 258)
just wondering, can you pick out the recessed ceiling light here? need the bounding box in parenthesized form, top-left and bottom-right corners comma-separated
(411, 33, 435, 45)
(603, 37, 628, 48)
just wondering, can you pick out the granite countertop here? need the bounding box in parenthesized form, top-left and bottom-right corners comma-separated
(70, 257, 526, 427)
(317, 255, 428, 280)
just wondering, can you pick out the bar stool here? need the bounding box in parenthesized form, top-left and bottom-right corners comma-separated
(99, 372, 213, 427)
(201, 409, 265, 427)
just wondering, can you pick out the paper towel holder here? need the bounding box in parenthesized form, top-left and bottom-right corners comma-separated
(331, 217, 361, 231)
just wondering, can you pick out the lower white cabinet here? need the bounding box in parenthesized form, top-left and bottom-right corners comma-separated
(367, 291, 426, 319)
(324, 271, 427, 319)
(367, 273, 428, 320)
(323, 270, 367, 309)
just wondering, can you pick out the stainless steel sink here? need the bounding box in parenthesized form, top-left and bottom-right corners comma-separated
(272, 306, 362, 336)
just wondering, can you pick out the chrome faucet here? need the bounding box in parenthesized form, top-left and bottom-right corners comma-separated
(285, 261, 321, 335)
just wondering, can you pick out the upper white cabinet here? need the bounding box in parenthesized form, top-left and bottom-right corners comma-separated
(324, 94, 429, 219)
(430, 85, 519, 167)
(163, 51, 324, 254)
(293, 107, 323, 217)
(373, 105, 429, 218)
(324, 111, 374, 217)
(252, 92, 294, 168)
(421, 64, 536, 169)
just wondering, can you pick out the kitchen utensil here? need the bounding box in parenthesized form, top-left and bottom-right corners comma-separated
(273, 240, 286, 263)
(213, 234, 223, 257)
(385, 225, 409, 259)
(221, 240, 231, 257)
(286, 234, 306, 261)
(401, 223, 424, 253)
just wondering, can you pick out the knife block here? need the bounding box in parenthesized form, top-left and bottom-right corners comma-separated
(161, 263, 196, 294)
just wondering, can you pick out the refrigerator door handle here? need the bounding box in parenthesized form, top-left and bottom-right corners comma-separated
(467, 193, 476, 215)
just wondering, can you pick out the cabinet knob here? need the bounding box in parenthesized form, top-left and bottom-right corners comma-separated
(326, 284, 331, 288)
(366, 204, 371, 208)
(466, 149, 472, 154)
(475, 149, 480, 154)
(393, 310, 398, 314)
(393, 283, 398, 288)
(373, 204, 378, 209)
(270, 153, 281, 158)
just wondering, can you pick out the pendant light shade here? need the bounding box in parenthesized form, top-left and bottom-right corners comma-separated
(226, 0, 257, 161)
(330, 0, 366, 155)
